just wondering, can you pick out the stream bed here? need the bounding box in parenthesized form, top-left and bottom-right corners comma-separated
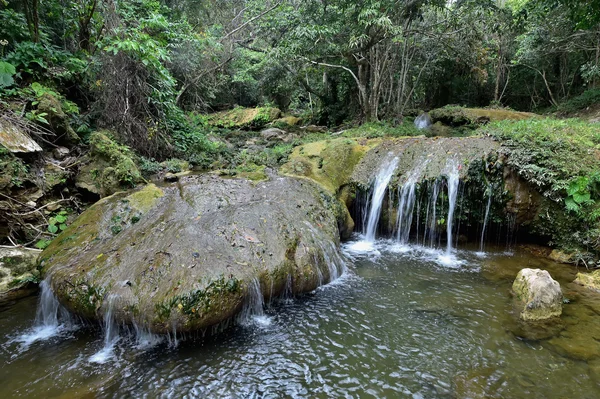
(2, 241, 600, 398)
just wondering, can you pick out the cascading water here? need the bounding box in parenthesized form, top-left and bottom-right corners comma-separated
(16, 279, 74, 348)
(89, 295, 120, 363)
(444, 159, 460, 254)
(364, 155, 399, 242)
(395, 176, 418, 244)
(423, 179, 441, 247)
(479, 185, 493, 252)
(239, 277, 270, 326)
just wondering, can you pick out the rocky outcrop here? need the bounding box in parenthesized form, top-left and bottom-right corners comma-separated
(208, 107, 281, 130)
(0, 247, 40, 300)
(429, 106, 537, 127)
(512, 268, 563, 321)
(40, 175, 346, 333)
(76, 131, 144, 197)
(0, 118, 42, 153)
(574, 270, 600, 292)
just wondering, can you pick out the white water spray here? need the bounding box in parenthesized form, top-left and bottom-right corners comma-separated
(239, 278, 270, 326)
(395, 177, 418, 244)
(364, 155, 399, 242)
(445, 160, 460, 254)
(89, 295, 120, 363)
(16, 279, 74, 348)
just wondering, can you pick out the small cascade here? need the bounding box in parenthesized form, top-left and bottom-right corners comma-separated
(479, 185, 493, 252)
(239, 278, 270, 326)
(395, 176, 418, 244)
(364, 155, 399, 242)
(444, 160, 460, 254)
(16, 279, 74, 347)
(423, 179, 442, 247)
(414, 113, 432, 129)
(89, 295, 120, 363)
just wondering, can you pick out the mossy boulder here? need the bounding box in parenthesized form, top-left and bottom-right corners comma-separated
(0, 247, 41, 301)
(37, 93, 80, 144)
(40, 175, 345, 334)
(208, 107, 281, 130)
(274, 116, 302, 126)
(512, 268, 563, 321)
(281, 138, 377, 194)
(574, 270, 600, 292)
(76, 131, 143, 197)
(429, 106, 537, 127)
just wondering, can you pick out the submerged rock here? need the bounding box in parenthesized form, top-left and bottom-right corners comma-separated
(512, 268, 563, 321)
(40, 175, 346, 333)
(0, 247, 40, 301)
(574, 270, 600, 292)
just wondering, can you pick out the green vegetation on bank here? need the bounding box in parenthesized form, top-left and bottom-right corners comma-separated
(482, 118, 600, 253)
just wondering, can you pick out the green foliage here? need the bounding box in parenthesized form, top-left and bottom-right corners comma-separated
(0, 61, 16, 87)
(47, 210, 69, 234)
(556, 89, 600, 115)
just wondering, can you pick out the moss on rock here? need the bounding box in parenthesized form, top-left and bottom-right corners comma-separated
(76, 131, 144, 197)
(208, 107, 281, 130)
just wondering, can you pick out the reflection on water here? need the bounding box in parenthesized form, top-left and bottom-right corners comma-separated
(2, 242, 600, 398)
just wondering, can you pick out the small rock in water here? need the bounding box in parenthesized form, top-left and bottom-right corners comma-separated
(512, 268, 562, 321)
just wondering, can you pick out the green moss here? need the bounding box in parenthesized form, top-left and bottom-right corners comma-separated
(154, 275, 242, 322)
(80, 131, 143, 195)
(125, 184, 164, 213)
(207, 106, 281, 130)
(281, 138, 377, 194)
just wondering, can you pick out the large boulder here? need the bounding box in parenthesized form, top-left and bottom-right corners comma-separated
(0, 247, 41, 301)
(512, 268, 563, 321)
(208, 107, 281, 130)
(40, 174, 346, 333)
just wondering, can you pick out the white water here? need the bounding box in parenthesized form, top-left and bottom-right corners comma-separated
(89, 295, 120, 364)
(423, 179, 441, 247)
(414, 113, 431, 129)
(480, 185, 493, 252)
(15, 279, 74, 349)
(444, 160, 460, 254)
(364, 155, 399, 242)
(395, 175, 419, 244)
(239, 277, 270, 326)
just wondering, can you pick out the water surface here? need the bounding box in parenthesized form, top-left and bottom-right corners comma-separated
(2, 242, 600, 398)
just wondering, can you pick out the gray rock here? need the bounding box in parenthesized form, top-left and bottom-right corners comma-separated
(40, 175, 346, 334)
(53, 146, 70, 160)
(0, 247, 41, 300)
(260, 128, 287, 141)
(512, 268, 562, 321)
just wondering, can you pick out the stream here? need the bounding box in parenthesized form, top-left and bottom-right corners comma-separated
(2, 241, 600, 398)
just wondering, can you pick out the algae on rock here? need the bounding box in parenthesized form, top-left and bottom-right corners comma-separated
(512, 268, 563, 321)
(76, 131, 144, 197)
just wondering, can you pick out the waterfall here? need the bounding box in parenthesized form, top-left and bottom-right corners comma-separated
(395, 177, 418, 244)
(423, 179, 441, 247)
(445, 160, 460, 254)
(89, 295, 120, 363)
(414, 113, 432, 129)
(480, 186, 492, 252)
(364, 155, 399, 242)
(239, 278, 270, 326)
(16, 279, 74, 348)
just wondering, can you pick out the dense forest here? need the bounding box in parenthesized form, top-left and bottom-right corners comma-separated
(1, 0, 599, 156)
(1, 0, 600, 250)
